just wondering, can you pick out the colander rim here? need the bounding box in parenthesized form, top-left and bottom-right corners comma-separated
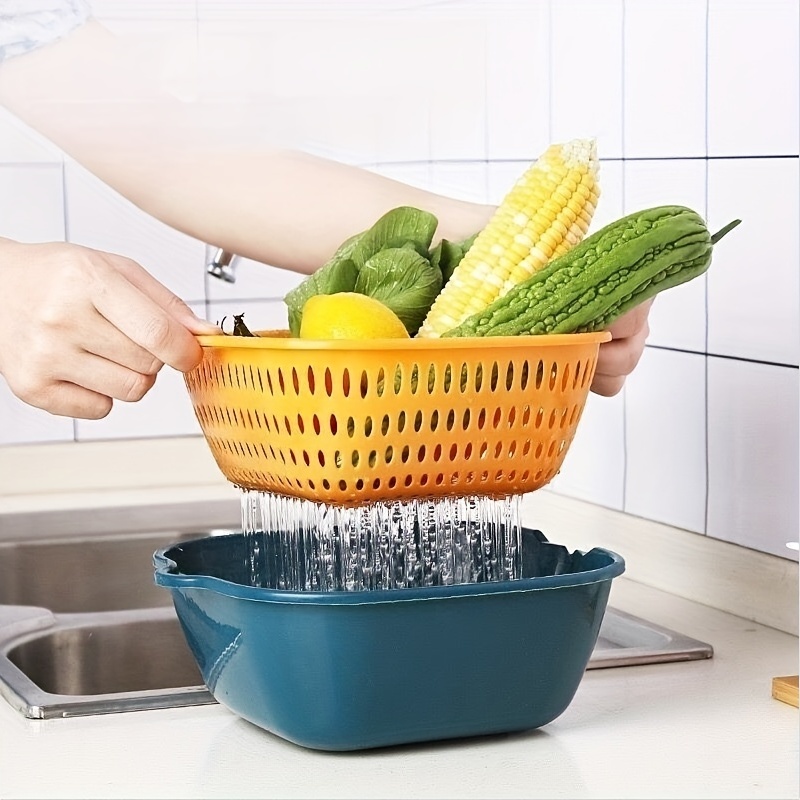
(194, 331, 612, 351)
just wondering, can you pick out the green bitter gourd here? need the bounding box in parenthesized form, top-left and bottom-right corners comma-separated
(444, 206, 741, 338)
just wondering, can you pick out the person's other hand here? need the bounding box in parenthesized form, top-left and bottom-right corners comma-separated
(590, 299, 654, 397)
(0, 238, 219, 419)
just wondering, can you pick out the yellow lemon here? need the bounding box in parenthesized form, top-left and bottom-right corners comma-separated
(299, 293, 410, 340)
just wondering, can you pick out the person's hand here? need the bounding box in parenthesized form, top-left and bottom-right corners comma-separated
(590, 299, 654, 397)
(0, 238, 219, 419)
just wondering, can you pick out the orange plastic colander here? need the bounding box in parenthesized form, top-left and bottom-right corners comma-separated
(183, 331, 610, 506)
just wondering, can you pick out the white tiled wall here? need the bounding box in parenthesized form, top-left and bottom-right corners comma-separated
(550, 0, 624, 158)
(0, 0, 797, 562)
(65, 162, 208, 303)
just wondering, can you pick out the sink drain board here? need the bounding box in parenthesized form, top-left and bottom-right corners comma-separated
(590, 607, 713, 669)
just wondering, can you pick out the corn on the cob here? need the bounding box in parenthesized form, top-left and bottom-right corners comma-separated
(417, 138, 600, 338)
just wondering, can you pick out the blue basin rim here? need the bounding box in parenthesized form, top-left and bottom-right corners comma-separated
(153, 529, 625, 604)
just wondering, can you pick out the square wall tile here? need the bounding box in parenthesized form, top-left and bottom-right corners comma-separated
(205, 254, 306, 307)
(197, 17, 432, 163)
(74, 364, 201, 442)
(706, 157, 799, 366)
(429, 162, 488, 205)
(378, 12, 487, 163)
(485, 3, 551, 160)
(546, 391, 626, 511)
(64, 160, 207, 304)
(194, 21, 333, 155)
(0, 165, 64, 243)
(425, 19, 488, 161)
(74, 303, 207, 442)
(487, 161, 527, 206)
(0, 109, 63, 164)
(0, 380, 74, 446)
(367, 163, 433, 194)
(622, 154, 707, 215)
(707, 0, 800, 157)
(295, 100, 380, 168)
(623, 0, 707, 158)
(624, 348, 707, 534)
(252, 16, 425, 105)
(590, 158, 624, 235)
(374, 110, 431, 165)
(372, 4, 498, 161)
(624, 158, 707, 352)
(707, 357, 798, 561)
(550, 0, 624, 158)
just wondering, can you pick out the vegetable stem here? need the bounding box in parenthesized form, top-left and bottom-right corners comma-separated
(711, 219, 742, 244)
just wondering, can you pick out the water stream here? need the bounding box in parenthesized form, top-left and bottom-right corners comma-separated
(239, 490, 522, 591)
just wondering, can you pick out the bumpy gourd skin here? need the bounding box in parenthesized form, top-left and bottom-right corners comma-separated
(444, 206, 731, 338)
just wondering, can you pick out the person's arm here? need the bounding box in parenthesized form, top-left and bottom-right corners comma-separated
(0, 19, 494, 274)
(0, 12, 651, 404)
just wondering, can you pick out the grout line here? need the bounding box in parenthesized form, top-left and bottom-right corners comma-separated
(482, 15, 489, 205)
(620, 0, 627, 163)
(194, 1, 213, 325)
(620, 0, 628, 513)
(605, 153, 800, 161)
(703, 0, 711, 538)
(13, 155, 800, 169)
(60, 158, 79, 445)
(366, 153, 800, 169)
(61, 159, 69, 244)
(546, 0, 553, 145)
(704, 0, 711, 165)
(645, 344, 797, 371)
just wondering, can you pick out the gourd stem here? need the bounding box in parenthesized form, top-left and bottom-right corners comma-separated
(711, 219, 742, 244)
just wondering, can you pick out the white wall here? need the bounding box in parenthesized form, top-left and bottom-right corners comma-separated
(0, 0, 797, 561)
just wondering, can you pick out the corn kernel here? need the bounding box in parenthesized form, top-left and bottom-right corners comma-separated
(417, 137, 600, 338)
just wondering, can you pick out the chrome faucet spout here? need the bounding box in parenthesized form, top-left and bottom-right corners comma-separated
(207, 248, 238, 283)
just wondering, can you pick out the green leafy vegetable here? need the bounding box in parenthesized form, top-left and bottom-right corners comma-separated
(284, 206, 441, 336)
(430, 232, 479, 284)
(284, 255, 359, 337)
(354, 244, 443, 335)
(348, 206, 438, 267)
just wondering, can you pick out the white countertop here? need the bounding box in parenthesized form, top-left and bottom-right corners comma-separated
(1, 577, 797, 800)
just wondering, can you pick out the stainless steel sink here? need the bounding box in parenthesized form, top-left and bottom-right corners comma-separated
(0, 606, 212, 718)
(0, 530, 212, 613)
(0, 524, 713, 720)
(8, 609, 202, 696)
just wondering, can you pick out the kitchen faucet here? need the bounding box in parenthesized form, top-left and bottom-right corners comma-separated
(207, 247, 238, 283)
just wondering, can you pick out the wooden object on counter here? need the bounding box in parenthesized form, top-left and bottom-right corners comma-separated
(771, 675, 799, 707)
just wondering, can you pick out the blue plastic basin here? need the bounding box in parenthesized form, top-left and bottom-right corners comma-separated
(154, 528, 624, 751)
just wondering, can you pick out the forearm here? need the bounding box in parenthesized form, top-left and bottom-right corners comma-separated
(76, 143, 493, 274)
(0, 20, 493, 273)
